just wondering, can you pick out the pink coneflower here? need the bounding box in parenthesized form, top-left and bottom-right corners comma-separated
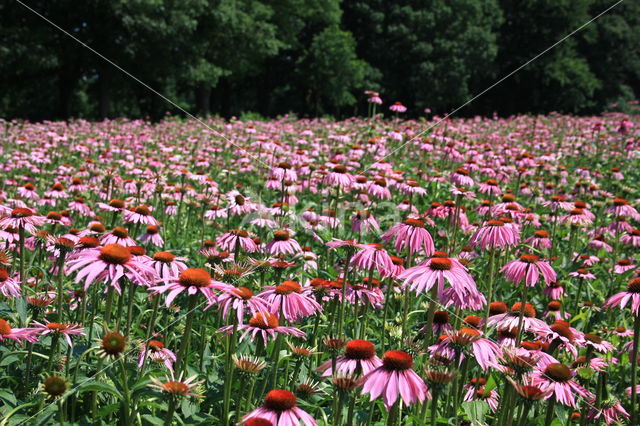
(606, 198, 639, 219)
(0, 269, 20, 298)
(99, 226, 137, 247)
(398, 251, 477, 298)
(450, 168, 474, 187)
(243, 389, 317, 426)
(219, 312, 305, 346)
(138, 340, 176, 371)
(213, 285, 272, 324)
(45, 183, 68, 199)
(227, 190, 255, 216)
(478, 179, 502, 196)
(0, 208, 45, 234)
(351, 210, 380, 234)
(149, 372, 203, 397)
(350, 243, 394, 277)
(621, 229, 640, 247)
(603, 277, 640, 314)
(265, 230, 301, 256)
(123, 205, 158, 226)
(524, 230, 552, 249)
(324, 165, 354, 190)
(586, 398, 629, 424)
(0, 318, 38, 343)
(150, 251, 188, 282)
(347, 282, 384, 308)
(258, 281, 321, 323)
(217, 229, 258, 253)
(431, 328, 501, 371)
(149, 268, 218, 306)
(544, 301, 570, 321)
(367, 178, 391, 200)
(317, 339, 382, 377)
(389, 102, 407, 113)
(138, 225, 164, 247)
(582, 333, 615, 353)
(204, 204, 227, 220)
(543, 281, 566, 300)
(66, 243, 156, 293)
(614, 258, 636, 274)
(361, 350, 428, 410)
(468, 220, 520, 250)
(17, 183, 39, 200)
(531, 363, 592, 407)
(542, 194, 573, 212)
(97, 199, 126, 213)
(32, 321, 85, 347)
(68, 198, 93, 217)
(613, 326, 633, 337)
(500, 254, 556, 287)
(270, 162, 298, 182)
(463, 385, 500, 412)
(559, 208, 592, 226)
(381, 217, 434, 256)
(488, 303, 550, 335)
(568, 268, 596, 280)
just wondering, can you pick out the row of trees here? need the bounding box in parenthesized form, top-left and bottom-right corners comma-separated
(1, 0, 638, 120)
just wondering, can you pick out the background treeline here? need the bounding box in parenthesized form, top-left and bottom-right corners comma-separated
(1, 0, 638, 120)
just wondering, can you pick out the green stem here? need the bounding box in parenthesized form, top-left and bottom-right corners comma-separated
(483, 249, 496, 330)
(124, 281, 136, 336)
(543, 397, 555, 426)
(631, 313, 640, 424)
(174, 294, 199, 376)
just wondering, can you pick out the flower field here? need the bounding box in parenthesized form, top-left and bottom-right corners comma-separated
(0, 112, 638, 425)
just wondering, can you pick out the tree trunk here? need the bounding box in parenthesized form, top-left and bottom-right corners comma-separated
(98, 71, 111, 120)
(195, 85, 210, 116)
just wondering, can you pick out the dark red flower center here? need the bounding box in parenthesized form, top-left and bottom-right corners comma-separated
(264, 389, 297, 411)
(153, 251, 175, 263)
(249, 312, 279, 329)
(519, 254, 539, 263)
(344, 339, 376, 360)
(99, 244, 132, 265)
(544, 363, 571, 382)
(382, 350, 413, 371)
(179, 268, 211, 288)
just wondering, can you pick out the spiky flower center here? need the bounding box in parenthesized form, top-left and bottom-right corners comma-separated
(264, 389, 297, 411)
(46, 323, 68, 332)
(153, 251, 176, 263)
(162, 381, 190, 394)
(275, 280, 302, 295)
(178, 268, 211, 288)
(99, 244, 132, 265)
(382, 350, 413, 371)
(11, 208, 33, 218)
(511, 303, 536, 318)
(233, 286, 254, 300)
(249, 312, 279, 329)
(544, 363, 571, 382)
(43, 376, 67, 397)
(0, 318, 12, 335)
(519, 254, 539, 264)
(101, 332, 126, 356)
(273, 230, 290, 241)
(112, 226, 129, 238)
(344, 339, 376, 360)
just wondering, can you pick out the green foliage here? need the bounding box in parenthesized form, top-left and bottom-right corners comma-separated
(0, 0, 638, 119)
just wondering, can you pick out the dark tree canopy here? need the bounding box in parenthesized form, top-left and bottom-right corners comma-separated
(0, 0, 637, 120)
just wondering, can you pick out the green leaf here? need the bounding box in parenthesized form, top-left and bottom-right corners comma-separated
(76, 380, 123, 400)
(462, 400, 489, 424)
(142, 414, 165, 425)
(98, 402, 120, 418)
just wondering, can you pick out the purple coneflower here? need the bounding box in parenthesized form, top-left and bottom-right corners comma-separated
(243, 389, 317, 426)
(317, 339, 382, 377)
(361, 350, 428, 410)
(500, 254, 556, 287)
